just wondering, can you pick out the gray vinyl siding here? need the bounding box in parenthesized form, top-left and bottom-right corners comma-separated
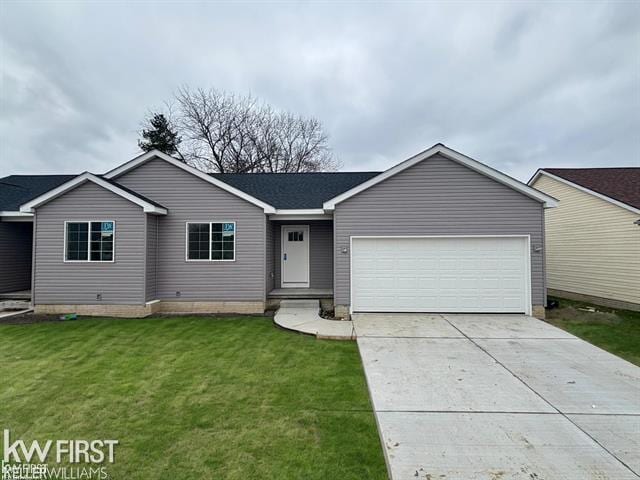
(117, 158, 266, 302)
(0, 222, 33, 293)
(272, 220, 333, 289)
(33, 182, 146, 305)
(145, 215, 158, 301)
(265, 219, 274, 293)
(334, 154, 545, 307)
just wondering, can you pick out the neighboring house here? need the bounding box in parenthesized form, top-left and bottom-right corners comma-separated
(529, 168, 640, 311)
(0, 175, 77, 294)
(0, 144, 557, 318)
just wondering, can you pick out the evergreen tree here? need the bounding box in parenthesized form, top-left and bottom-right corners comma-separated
(138, 113, 182, 156)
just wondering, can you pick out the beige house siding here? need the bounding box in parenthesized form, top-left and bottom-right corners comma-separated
(532, 174, 640, 307)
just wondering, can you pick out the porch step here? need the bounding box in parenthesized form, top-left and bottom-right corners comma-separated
(279, 299, 320, 309)
(268, 288, 333, 299)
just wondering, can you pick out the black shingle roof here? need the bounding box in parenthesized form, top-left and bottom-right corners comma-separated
(0, 174, 167, 212)
(542, 168, 640, 210)
(1, 171, 382, 212)
(0, 175, 77, 212)
(211, 172, 381, 209)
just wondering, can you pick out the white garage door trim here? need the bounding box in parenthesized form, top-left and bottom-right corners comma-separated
(350, 235, 532, 315)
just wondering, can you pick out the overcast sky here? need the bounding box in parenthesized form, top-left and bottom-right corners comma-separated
(1, 1, 638, 181)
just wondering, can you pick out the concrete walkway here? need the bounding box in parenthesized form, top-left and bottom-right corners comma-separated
(273, 300, 355, 340)
(354, 313, 640, 480)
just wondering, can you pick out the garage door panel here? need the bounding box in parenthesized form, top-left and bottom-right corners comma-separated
(502, 258, 523, 270)
(457, 277, 480, 289)
(417, 258, 438, 269)
(352, 237, 529, 313)
(396, 277, 419, 289)
(417, 277, 438, 289)
(480, 258, 501, 269)
(480, 298, 503, 310)
(480, 277, 500, 288)
(397, 258, 418, 269)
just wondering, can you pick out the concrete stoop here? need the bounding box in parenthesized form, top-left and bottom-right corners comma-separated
(0, 300, 33, 319)
(274, 300, 355, 340)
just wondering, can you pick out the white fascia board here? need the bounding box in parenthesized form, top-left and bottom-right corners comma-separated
(269, 210, 332, 221)
(104, 150, 276, 213)
(19, 172, 168, 215)
(269, 209, 332, 221)
(273, 209, 326, 215)
(0, 211, 33, 217)
(529, 170, 640, 215)
(0, 212, 34, 222)
(323, 144, 559, 210)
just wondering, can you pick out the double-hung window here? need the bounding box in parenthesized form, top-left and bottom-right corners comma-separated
(65, 221, 115, 262)
(187, 222, 235, 261)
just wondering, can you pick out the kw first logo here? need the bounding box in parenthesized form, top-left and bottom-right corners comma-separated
(3, 430, 118, 464)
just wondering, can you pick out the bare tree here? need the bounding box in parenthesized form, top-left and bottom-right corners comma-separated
(152, 87, 338, 173)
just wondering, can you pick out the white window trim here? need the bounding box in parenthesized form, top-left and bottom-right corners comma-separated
(185, 221, 237, 262)
(63, 220, 116, 263)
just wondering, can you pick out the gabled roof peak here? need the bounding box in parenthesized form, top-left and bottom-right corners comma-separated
(19, 172, 168, 215)
(104, 150, 277, 213)
(323, 144, 558, 210)
(530, 167, 640, 213)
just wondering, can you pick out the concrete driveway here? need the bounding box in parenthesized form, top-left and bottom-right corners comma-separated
(353, 313, 640, 480)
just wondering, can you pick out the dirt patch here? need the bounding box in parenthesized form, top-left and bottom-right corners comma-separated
(546, 304, 621, 326)
(0, 311, 275, 326)
(319, 309, 337, 320)
(0, 312, 68, 325)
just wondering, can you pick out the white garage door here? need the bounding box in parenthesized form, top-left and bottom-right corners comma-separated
(351, 236, 530, 313)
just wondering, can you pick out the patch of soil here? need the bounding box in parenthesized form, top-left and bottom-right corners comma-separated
(319, 309, 338, 321)
(0, 312, 68, 325)
(546, 305, 621, 325)
(0, 311, 276, 326)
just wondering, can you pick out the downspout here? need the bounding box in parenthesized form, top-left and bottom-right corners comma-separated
(541, 206, 547, 308)
(142, 213, 147, 306)
(154, 216, 159, 301)
(30, 212, 37, 308)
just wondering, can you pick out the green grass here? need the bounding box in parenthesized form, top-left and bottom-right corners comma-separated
(546, 297, 640, 366)
(0, 316, 386, 479)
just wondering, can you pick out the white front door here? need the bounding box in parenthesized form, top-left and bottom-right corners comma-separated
(282, 225, 310, 288)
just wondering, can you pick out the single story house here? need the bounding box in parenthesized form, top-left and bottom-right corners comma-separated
(529, 168, 640, 311)
(0, 144, 557, 318)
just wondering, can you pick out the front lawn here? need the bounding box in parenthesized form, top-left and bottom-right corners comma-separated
(0, 316, 386, 479)
(546, 297, 640, 366)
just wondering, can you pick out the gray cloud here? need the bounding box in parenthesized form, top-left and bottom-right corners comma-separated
(1, 1, 638, 180)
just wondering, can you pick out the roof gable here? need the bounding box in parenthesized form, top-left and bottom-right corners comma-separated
(19, 173, 167, 215)
(530, 168, 640, 214)
(323, 144, 558, 210)
(104, 150, 276, 213)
